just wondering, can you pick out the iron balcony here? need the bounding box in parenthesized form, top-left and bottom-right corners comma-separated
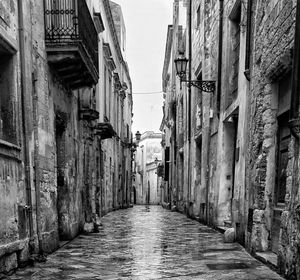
(44, 0, 99, 89)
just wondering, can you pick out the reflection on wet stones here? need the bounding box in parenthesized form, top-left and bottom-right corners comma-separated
(206, 262, 251, 270)
(7, 206, 284, 280)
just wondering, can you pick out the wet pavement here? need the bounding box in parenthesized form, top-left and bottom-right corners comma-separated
(6, 206, 284, 280)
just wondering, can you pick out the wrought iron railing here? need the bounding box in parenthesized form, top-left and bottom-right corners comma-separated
(44, 0, 98, 71)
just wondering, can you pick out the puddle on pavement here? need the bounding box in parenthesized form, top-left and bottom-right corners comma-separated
(5, 206, 284, 280)
(202, 247, 242, 253)
(206, 262, 251, 270)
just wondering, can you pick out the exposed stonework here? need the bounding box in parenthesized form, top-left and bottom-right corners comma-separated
(0, 0, 132, 274)
(161, 0, 300, 278)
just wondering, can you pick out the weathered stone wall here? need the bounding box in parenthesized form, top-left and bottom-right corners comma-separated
(0, 0, 107, 273)
(23, 0, 98, 255)
(248, 0, 296, 248)
(0, 0, 34, 273)
(101, 139, 115, 213)
(163, 0, 300, 278)
(0, 0, 133, 275)
(247, 0, 300, 278)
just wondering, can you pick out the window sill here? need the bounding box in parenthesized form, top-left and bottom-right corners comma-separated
(0, 139, 21, 162)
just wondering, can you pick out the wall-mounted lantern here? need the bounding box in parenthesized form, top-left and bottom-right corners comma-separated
(174, 53, 216, 93)
(135, 131, 141, 141)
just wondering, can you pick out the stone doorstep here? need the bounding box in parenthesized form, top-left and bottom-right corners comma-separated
(0, 239, 28, 259)
(254, 251, 278, 269)
(216, 226, 228, 234)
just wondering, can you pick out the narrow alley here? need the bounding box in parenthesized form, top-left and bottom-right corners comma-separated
(2, 0, 300, 279)
(6, 206, 283, 280)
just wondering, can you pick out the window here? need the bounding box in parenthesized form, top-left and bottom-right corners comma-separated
(196, 137, 202, 183)
(108, 74, 112, 121)
(227, 0, 241, 106)
(276, 112, 290, 204)
(196, 5, 201, 28)
(104, 66, 107, 117)
(0, 49, 17, 144)
(164, 147, 170, 181)
(275, 75, 292, 205)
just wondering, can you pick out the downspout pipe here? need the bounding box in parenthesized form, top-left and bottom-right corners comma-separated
(217, 0, 224, 114)
(289, 0, 300, 139)
(205, 93, 212, 225)
(244, 0, 252, 81)
(187, 0, 192, 215)
(18, 0, 34, 255)
(32, 71, 43, 255)
(206, 0, 224, 224)
(32, 71, 44, 257)
(188, 0, 192, 142)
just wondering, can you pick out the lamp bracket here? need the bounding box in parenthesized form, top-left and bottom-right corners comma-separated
(180, 78, 216, 93)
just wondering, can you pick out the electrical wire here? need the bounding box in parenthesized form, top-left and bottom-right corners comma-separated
(132, 91, 163, 95)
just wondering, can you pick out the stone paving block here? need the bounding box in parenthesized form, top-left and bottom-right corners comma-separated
(5, 206, 284, 280)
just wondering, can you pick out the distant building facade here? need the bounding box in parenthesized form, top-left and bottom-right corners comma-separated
(133, 132, 162, 205)
(161, 0, 300, 278)
(0, 0, 132, 274)
(97, 0, 133, 215)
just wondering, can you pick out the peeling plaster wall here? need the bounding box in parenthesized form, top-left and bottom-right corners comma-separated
(199, 0, 250, 239)
(0, 0, 132, 274)
(0, 0, 32, 273)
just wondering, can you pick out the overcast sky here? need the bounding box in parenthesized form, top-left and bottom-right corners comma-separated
(112, 0, 173, 134)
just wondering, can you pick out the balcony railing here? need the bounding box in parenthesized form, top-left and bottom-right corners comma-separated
(44, 0, 99, 89)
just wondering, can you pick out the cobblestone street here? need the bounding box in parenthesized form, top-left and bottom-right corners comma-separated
(6, 206, 283, 280)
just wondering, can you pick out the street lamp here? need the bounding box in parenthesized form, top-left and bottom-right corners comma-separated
(174, 53, 216, 93)
(135, 131, 141, 141)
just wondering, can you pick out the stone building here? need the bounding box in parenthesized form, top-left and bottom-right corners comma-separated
(133, 132, 162, 205)
(96, 0, 133, 215)
(0, 0, 132, 274)
(161, 0, 300, 278)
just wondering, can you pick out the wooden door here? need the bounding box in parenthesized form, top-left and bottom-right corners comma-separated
(271, 112, 290, 253)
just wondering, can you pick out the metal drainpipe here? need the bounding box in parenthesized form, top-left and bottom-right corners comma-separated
(205, 0, 224, 224)
(217, 0, 224, 114)
(204, 0, 223, 224)
(289, 0, 300, 139)
(18, 0, 34, 254)
(32, 71, 43, 256)
(244, 0, 252, 81)
(205, 94, 212, 225)
(188, 0, 192, 142)
(187, 0, 192, 216)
